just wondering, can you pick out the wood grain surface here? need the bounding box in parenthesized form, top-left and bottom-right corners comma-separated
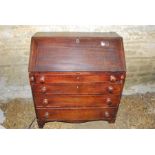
(29, 32, 126, 128)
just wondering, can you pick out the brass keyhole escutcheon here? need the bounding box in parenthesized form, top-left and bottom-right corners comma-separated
(76, 38, 80, 44)
(77, 76, 80, 80)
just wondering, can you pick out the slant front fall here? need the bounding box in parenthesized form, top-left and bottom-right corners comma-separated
(28, 32, 126, 128)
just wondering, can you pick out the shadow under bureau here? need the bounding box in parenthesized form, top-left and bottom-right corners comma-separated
(28, 32, 126, 128)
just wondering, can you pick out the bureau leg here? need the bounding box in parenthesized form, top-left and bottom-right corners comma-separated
(108, 119, 116, 123)
(37, 120, 45, 129)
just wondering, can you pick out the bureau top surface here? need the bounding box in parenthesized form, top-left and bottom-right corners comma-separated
(29, 32, 126, 72)
(33, 32, 121, 38)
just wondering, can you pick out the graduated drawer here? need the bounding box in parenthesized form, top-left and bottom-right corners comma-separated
(34, 94, 121, 108)
(29, 72, 125, 84)
(36, 107, 118, 122)
(32, 83, 122, 95)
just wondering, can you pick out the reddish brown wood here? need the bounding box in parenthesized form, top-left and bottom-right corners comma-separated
(28, 32, 126, 128)
(28, 32, 126, 72)
(30, 72, 125, 84)
(36, 107, 118, 123)
(33, 94, 121, 108)
(32, 83, 122, 95)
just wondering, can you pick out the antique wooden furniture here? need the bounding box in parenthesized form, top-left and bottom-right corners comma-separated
(28, 32, 126, 128)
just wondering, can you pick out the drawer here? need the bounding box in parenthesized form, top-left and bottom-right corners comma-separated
(36, 107, 118, 122)
(34, 94, 120, 108)
(32, 83, 122, 95)
(29, 72, 125, 84)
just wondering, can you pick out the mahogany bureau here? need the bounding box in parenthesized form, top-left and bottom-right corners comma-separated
(28, 32, 126, 128)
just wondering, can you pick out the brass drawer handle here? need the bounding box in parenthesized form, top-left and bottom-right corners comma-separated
(108, 86, 113, 93)
(40, 76, 45, 83)
(43, 99, 48, 105)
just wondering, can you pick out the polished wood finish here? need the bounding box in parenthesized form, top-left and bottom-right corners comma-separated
(29, 32, 126, 72)
(32, 83, 122, 95)
(28, 32, 126, 128)
(29, 72, 124, 84)
(36, 107, 117, 123)
(34, 94, 120, 108)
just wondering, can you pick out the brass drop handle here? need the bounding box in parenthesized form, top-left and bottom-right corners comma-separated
(106, 98, 112, 106)
(108, 86, 113, 93)
(104, 111, 110, 117)
(41, 86, 46, 93)
(43, 99, 48, 105)
(40, 76, 45, 83)
(44, 112, 49, 119)
(30, 76, 35, 82)
(110, 75, 116, 82)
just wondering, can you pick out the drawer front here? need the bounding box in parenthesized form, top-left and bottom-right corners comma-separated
(36, 74, 107, 83)
(34, 94, 120, 108)
(36, 107, 118, 122)
(32, 83, 122, 95)
(29, 72, 125, 84)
